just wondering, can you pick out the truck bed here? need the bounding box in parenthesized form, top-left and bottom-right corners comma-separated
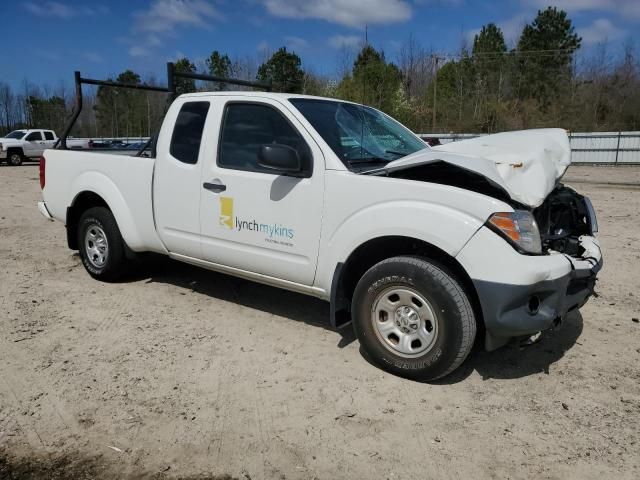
(42, 149, 165, 252)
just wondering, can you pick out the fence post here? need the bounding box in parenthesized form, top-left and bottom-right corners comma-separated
(615, 130, 621, 165)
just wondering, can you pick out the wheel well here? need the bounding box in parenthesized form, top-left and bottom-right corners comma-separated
(6, 147, 23, 156)
(66, 192, 110, 250)
(333, 236, 484, 331)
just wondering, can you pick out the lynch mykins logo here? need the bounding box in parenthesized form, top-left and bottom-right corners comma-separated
(219, 196, 294, 240)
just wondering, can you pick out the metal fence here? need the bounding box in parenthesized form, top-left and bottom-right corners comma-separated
(417, 131, 640, 165)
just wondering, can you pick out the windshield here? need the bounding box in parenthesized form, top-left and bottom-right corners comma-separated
(4, 130, 26, 139)
(289, 99, 427, 170)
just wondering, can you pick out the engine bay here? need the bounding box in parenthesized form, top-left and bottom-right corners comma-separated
(534, 185, 595, 256)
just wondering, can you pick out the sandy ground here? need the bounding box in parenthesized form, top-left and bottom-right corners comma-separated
(0, 163, 638, 479)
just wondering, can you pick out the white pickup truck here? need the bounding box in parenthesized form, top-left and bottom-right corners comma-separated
(38, 92, 602, 380)
(1, 129, 58, 165)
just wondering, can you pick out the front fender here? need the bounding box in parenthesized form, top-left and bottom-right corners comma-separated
(315, 200, 484, 293)
(69, 171, 145, 250)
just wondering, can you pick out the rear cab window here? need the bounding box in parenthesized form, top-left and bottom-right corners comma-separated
(43, 131, 54, 140)
(170, 101, 210, 164)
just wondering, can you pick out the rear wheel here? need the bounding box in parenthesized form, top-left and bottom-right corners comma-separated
(7, 151, 23, 166)
(352, 256, 476, 381)
(77, 207, 128, 281)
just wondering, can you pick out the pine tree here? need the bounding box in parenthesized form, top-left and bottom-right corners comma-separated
(336, 45, 402, 114)
(516, 7, 581, 102)
(256, 47, 304, 93)
(174, 58, 197, 95)
(206, 51, 232, 90)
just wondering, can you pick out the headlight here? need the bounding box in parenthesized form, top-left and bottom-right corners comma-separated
(488, 210, 542, 254)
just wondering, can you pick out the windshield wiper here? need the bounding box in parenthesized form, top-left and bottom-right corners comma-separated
(385, 149, 411, 157)
(346, 157, 390, 165)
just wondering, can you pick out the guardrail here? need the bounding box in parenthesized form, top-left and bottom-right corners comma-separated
(417, 131, 640, 165)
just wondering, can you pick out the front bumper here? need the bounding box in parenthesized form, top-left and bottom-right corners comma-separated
(456, 227, 603, 350)
(0, 150, 6, 159)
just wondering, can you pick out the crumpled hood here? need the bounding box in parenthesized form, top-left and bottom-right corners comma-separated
(384, 128, 571, 208)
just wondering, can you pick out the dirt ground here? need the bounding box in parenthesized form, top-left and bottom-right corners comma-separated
(0, 163, 638, 480)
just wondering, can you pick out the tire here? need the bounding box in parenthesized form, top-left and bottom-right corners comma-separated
(77, 207, 128, 281)
(7, 151, 23, 166)
(352, 256, 476, 381)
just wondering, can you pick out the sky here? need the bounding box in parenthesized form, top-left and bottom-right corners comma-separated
(2, 0, 640, 90)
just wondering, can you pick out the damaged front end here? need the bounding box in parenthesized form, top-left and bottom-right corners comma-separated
(377, 129, 603, 349)
(532, 184, 603, 324)
(534, 185, 598, 257)
(456, 182, 602, 350)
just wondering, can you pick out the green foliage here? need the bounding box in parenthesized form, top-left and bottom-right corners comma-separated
(256, 47, 305, 93)
(94, 70, 163, 138)
(300, 73, 331, 96)
(473, 23, 507, 55)
(6, 7, 640, 138)
(516, 7, 581, 102)
(28, 96, 66, 132)
(206, 51, 232, 90)
(336, 45, 402, 115)
(174, 57, 197, 95)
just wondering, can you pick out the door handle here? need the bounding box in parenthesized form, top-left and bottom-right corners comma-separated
(203, 180, 226, 193)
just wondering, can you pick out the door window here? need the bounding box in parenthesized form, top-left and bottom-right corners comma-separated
(170, 101, 210, 164)
(43, 131, 54, 140)
(218, 103, 311, 174)
(25, 132, 42, 141)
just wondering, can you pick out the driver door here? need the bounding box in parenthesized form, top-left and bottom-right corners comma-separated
(23, 131, 45, 157)
(198, 97, 324, 286)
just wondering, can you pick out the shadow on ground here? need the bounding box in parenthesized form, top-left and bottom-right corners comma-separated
(0, 162, 39, 168)
(436, 310, 583, 384)
(129, 254, 582, 382)
(133, 254, 357, 348)
(0, 449, 238, 480)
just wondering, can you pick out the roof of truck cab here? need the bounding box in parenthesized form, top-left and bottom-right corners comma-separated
(178, 91, 360, 105)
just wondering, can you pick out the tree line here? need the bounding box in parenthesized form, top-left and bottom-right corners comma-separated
(1, 6, 639, 137)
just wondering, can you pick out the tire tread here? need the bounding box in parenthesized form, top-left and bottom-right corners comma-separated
(78, 207, 127, 282)
(354, 255, 476, 380)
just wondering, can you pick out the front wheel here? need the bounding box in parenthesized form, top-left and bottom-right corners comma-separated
(352, 256, 476, 381)
(7, 151, 23, 166)
(77, 207, 128, 281)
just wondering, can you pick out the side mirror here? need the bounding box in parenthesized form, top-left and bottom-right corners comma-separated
(258, 144, 302, 175)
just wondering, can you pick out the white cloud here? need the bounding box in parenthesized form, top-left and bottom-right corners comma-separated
(134, 0, 222, 33)
(25, 1, 74, 18)
(284, 36, 309, 51)
(129, 46, 150, 57)
(146, 34, 163, 47)
(498, 14, 529, 44)
(523, 0, 640, 19)
(259, 0, 412, 28)
(128, 1, 221, 57)
(578, 18, 626, 45)
(83, 52, 104, 63)
(24, 2, 109, 19)
(414, 0, 463, 5)
(466, 14, 528, 48)
(37, 50, 62, 61)
(328, 34, 362, 49)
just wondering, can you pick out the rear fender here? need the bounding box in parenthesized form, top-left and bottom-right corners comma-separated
(69, 171, 145, 250)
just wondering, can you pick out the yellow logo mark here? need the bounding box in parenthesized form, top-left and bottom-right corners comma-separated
(219, 196, 233, 229)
